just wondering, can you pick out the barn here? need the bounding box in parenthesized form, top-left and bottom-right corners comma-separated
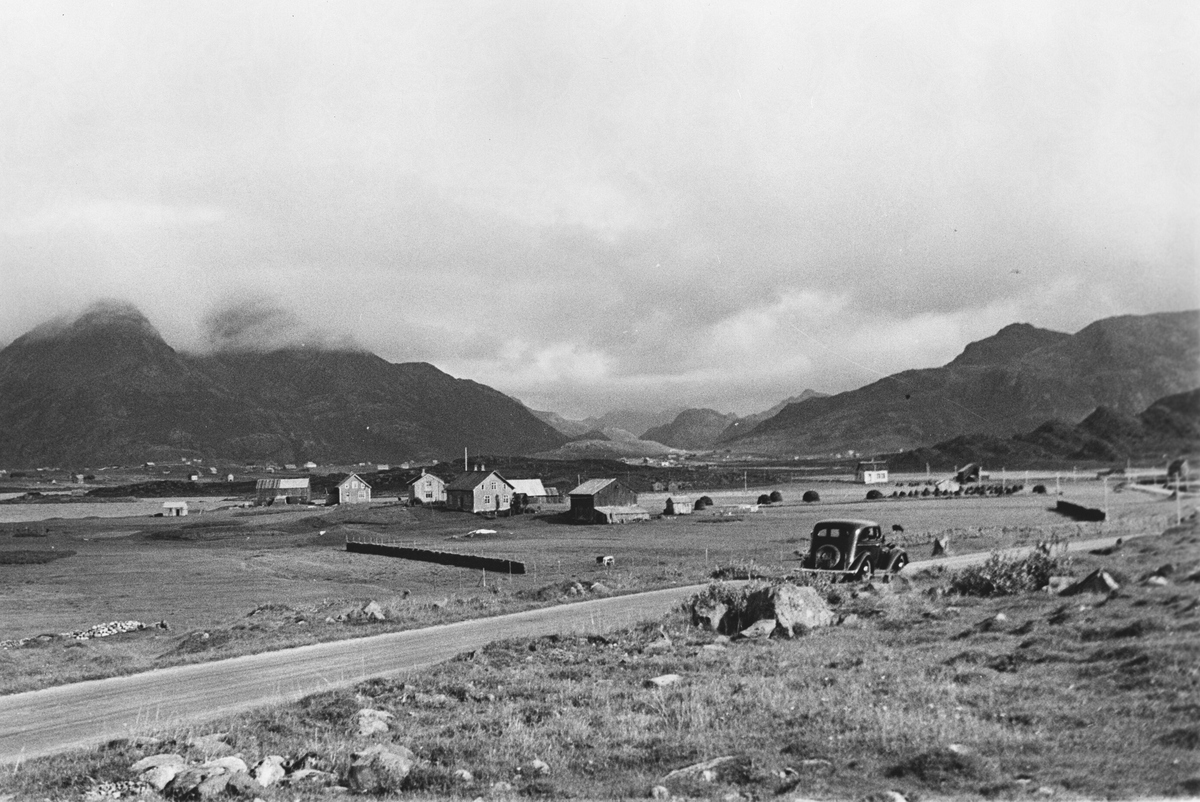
(446, 470, 514, 514)
(255, 477, 311, 506)
(406, 469, 447, 505)
(328, 473, 371, 505)
(568, 478, 640, 523)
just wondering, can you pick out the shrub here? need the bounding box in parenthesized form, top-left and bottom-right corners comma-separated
(694, 496, 713, 511)
(865, 489, 883, 500)
(1032, 484, 1047, 494)
(951, 550, 1071, 596)
(769, 490, 783, 503)
(802, 490, 820, 503)
(757, 494, 772, 505)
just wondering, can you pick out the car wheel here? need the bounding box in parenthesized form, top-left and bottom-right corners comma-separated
(815, 545, 841, 570)
(855, 560, 874, 582)
(891, 554, 908, 573)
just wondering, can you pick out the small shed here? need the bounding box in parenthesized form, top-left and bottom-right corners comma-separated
(664, 496, 694, 515)
(855, 461, 889, 484)
(594, 505, 650, 524)
(329, 473, 371, 505)
(255, 477, 311, 506)
(406, 469, 447, 505)
(162, 501, 189, 517)
(568, 478, 639, 523)
(509, 478, 552, 508)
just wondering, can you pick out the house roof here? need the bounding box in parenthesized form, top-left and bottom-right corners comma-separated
(508, 478, 548, 496)
(446, 470, 513, 492)
(162, 501, 188, 508)
(336, 473, 371, 489)
(569, 478, 618, 496)
(256, 478, 310, 490)
(405, 472, 444, 487)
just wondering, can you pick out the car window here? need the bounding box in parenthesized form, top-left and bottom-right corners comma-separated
(861, 527, 881, 541)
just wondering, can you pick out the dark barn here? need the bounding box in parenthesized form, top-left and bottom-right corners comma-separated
(568, 478, 639, 523)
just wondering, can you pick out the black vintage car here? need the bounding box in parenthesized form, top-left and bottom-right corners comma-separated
(800, 518, 908, 580)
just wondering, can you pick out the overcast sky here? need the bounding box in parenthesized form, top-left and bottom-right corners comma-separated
(1, 2, 1196, 418)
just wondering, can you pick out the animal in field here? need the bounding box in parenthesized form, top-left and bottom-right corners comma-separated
(891, 524, 904, 533)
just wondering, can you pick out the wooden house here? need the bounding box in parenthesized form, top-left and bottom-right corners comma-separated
(406, 469, 446, 505)
(162, 501, 189, 516)
(568, 478, 640, 523)
(328, 473, 371, 505)
(446, 470, 514, 514)
(255, 477, 311, 506)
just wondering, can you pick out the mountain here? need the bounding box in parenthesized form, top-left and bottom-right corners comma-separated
(0, 302, 566, 466)
(641, 408, 739, 451)
(527, 408, 594, 438)
(717, 390, 828, 442)
(889, 388, 1200, 470)
(724, 310, 1200, 456)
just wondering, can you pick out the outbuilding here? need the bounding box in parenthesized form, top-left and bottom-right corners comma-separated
(855, 461, 889, 484)
(255, 477, 311, 506)
(329, 473, 371, 505)
(162, 501, 189, 517)
(568, 478, 640, 523)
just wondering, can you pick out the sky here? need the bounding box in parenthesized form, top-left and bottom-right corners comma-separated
(1, 1, 1196, 419)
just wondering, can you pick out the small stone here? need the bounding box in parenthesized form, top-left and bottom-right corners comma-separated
(362, 600, 387, 621)
(646, 674, 682, 688)
(1145, 575, 1169, 587)
(838, 613, 861, 627)
(252, 755, 286, 788)
(346, 744, 416, 793)
(491, 780, 514, 793)
(701, 643, 726, 653)
(994, 613, 1008, 622)
(454, 768, 474, 783)
(701, 769, 718, 782)
(590, 582, 612, 596)
(354, 707, 394, 736)
(651, 785, 671, 799)
(737, 619, 777, 639)
(139, 764, 183, 791)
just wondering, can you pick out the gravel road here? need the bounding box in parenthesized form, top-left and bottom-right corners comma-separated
(0, 533, 1132, 764)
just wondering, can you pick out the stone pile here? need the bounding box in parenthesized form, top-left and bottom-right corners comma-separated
(2, 619, 166, 649)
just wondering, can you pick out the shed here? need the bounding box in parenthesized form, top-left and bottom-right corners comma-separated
(446, 470, 514, 514)
(855, 461, 889, 484)
(664, 496, 694, 515)
(328, 473, 371, 505)
(162, 501, 189, 517)
(594, 505, 650, 524)
(406, 469, 447, 505)
(568, 478, 639, 523)
(255, 477, 311, 506)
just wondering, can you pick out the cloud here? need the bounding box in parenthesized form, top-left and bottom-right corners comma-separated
(198, 299, 358, 353)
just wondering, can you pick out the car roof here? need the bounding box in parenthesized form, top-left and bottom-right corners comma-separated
(812, 519, 880, 529)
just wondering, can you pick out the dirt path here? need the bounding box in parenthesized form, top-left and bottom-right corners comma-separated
(0, 533, 1133, 765)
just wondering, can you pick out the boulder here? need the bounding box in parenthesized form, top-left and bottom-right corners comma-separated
(203, 756, 247, 775)
(168, 767, 224, 798)
(223, 771, 261, 798)
(932, 537, 950, 557)
(194, 772, 232, 799)
(651, 785, 671, 799)
(129, 753, 185, 774)
(1060, 569, 1120, 596)
(345, 744, 416, 793)
(139, 764, 184, 791)
(590, 582, 612, 597)
(362, 600, 386, 621)
(453, 768, 474, 783)
(520, 759, 551, 776)
(286, 768, 338, 787)
(252, 755, 286, 788)
(756, 584, 834, 636)
(645, 674, 682, 688)
(354, 707, 394, 737)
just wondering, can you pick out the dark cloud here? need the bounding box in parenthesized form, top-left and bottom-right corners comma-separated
(198, 299, 359, 353)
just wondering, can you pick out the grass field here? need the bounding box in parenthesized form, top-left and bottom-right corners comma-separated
(2, 515, 1197, 800)
(0, 478, 1187, 697)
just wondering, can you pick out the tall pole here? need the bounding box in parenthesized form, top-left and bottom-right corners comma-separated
(464, 447, 468, 471)
(1103, 475, 1108, 521)
(1176, 474, 1183, 526)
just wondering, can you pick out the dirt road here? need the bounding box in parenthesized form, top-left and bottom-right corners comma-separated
(0, 534, 1131, 764)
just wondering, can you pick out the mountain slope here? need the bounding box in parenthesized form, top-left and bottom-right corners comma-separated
(0, 303, 565, 466)
(726, 310, 1200, 456)
(642, 409, 739, 450)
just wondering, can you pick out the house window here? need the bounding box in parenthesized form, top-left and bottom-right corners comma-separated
(484, 494, 491, 504)
(425, 491, 432, 499)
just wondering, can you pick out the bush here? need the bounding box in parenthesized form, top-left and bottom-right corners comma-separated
(865, 489, 883, 500)
(694, 496, 713, 510)
(769, 490, 783, 503)
(1032, 484, 1047, 494)
(757, 494, 772, 505)
(802, 490, 820, 503)
(951, 550, 1071, 597)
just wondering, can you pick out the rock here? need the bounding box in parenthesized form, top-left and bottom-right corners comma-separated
(224, 771, 261, 798)
(993, 613, 1008, 622)
(130, 753, 185, 774)
(252, 755, 286, 788)
(1060, 569, 1120, 596)
(663, 755, 740, 782)
(880, 792, 908, 802)
(287, 768, 338, 787)
(203, 756, 248, 774)
(701, 643, 727, 653)
(139, 764, 184, 791)
(1046, 576, 1073, 594)
(590, 582, 612, 596)
(838, 613, 861, 627)
(646, 674, 682, 688)
(362, 600, 386, 621)
(345, 744, 416, 793)
(925, 586, 945, 600)
(932, 537, 950, 556)
(1145, 575, 1170, 587)
(454, 768, 474, 783)
(491, 780, 514, 793)
(737, 619, 777, 639)
(286, 752, 332, 773)
(691, 599, 728, 632)
(431, 597, 450, 609)
(768, 584, 835, 635)
(168, 766, 223, 797)
(522, 759, 550, 776)
(413, 691, 451, 707)
(651, 785, 671, 799)
(355, 707, 394, 736)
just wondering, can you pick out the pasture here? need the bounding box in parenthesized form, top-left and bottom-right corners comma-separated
(0, 477, 1185, 694)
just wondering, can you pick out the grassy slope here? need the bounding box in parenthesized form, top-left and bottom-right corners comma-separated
(3, 521, 1198, 801)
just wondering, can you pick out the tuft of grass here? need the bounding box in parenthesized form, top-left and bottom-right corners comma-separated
(951, 549, 1071, 597)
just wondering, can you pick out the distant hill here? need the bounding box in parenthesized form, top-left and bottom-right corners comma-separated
(725, 310, 1200, 456)
(642, 409, 739, 450)
(889, 388, 1200, 470)
(0, 302, 566, 466)
(717, 390, 828, 443)
(527, 406, 684, 441)
(531, 437, 678, 461)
